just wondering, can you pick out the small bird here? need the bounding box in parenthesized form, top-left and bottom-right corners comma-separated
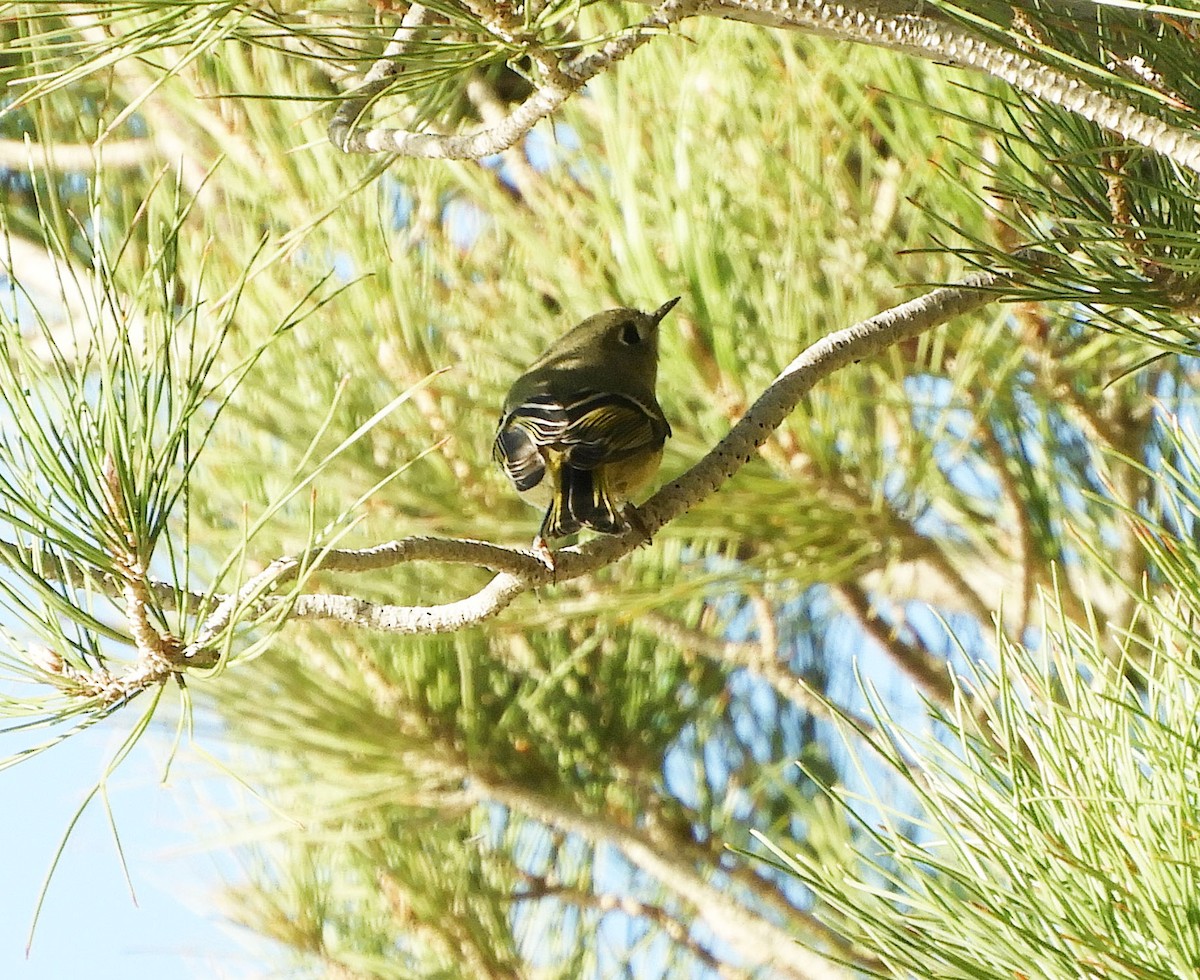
(494, 298, 679, 558)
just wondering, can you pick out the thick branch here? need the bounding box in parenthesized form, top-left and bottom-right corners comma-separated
(649, 0, 1200, 175)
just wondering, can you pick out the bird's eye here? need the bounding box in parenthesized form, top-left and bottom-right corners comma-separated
(619, 322, 642, 345)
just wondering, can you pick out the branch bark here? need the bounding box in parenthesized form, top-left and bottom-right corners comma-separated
(9, 273, 1003, 694)
(332, 0, 1200, 176)
(221, 271, 1003, 640)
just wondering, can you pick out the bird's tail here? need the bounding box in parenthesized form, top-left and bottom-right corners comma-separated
(540, 466, 626, 539)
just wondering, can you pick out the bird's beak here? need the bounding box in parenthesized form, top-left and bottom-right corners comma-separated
(651, 296, 682, 324)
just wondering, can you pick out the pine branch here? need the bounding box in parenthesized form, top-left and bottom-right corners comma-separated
(652, 0, 1200, 175)
(329, 0, 712, 157)
(7, 271, 1004, 725)
(11, 269, 1005, 711)
(330, 0, 1200, 176)
(215, 273, 1008, 626)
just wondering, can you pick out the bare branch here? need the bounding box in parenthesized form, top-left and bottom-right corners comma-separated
(181, 537, 550, 656)
(235, 271, 1001, 641)
(639, 274, 1002, 533)
(282, 571, 530, 636)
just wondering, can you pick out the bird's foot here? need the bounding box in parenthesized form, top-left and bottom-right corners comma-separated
(531, 535, 557, 577)
(623, 505, 653, 546)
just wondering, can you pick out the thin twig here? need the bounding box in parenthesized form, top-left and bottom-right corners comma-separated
(327, 3, 435, 151)
(832, 582, 957, 709)
(329, 0, 710, 157)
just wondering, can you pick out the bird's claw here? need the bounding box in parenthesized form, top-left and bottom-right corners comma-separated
(531, 535, 557, 577)
(623, 505, 653, 546)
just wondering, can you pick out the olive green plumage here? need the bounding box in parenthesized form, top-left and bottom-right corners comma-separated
(494, 298, 679, 548)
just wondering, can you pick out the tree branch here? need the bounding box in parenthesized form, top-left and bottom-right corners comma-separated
(335, 0, 1200, 176)
(646, 0, 1200, 175)
(235, 271, 1002, 639)
(329, 0, 710, 157)
(10, 273, 1003, 693)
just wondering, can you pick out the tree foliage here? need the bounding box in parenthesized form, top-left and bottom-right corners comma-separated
(2, 1, 1200, 976)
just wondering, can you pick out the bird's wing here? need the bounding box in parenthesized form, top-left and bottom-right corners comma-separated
(495, 390, 670, 483)
(493, 394, 568, 491)
(493, 422, 545, 491)
(557, 391, 670, 470)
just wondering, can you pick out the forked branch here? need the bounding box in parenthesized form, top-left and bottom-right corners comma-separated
(329, 0, 710, 158)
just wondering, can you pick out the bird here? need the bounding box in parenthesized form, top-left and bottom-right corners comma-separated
(493, 298, 679, 560)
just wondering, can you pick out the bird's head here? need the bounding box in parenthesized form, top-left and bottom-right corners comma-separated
(540, 297, 681, 374)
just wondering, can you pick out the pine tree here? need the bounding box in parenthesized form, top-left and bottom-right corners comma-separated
(2, 2, 1198, 976)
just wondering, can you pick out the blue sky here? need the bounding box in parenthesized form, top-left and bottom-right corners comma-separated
(1, 715, 272, 978)
(0, 294, 266, 971)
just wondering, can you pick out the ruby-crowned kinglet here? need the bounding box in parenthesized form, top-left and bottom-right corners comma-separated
(494, 298, 680, 554)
